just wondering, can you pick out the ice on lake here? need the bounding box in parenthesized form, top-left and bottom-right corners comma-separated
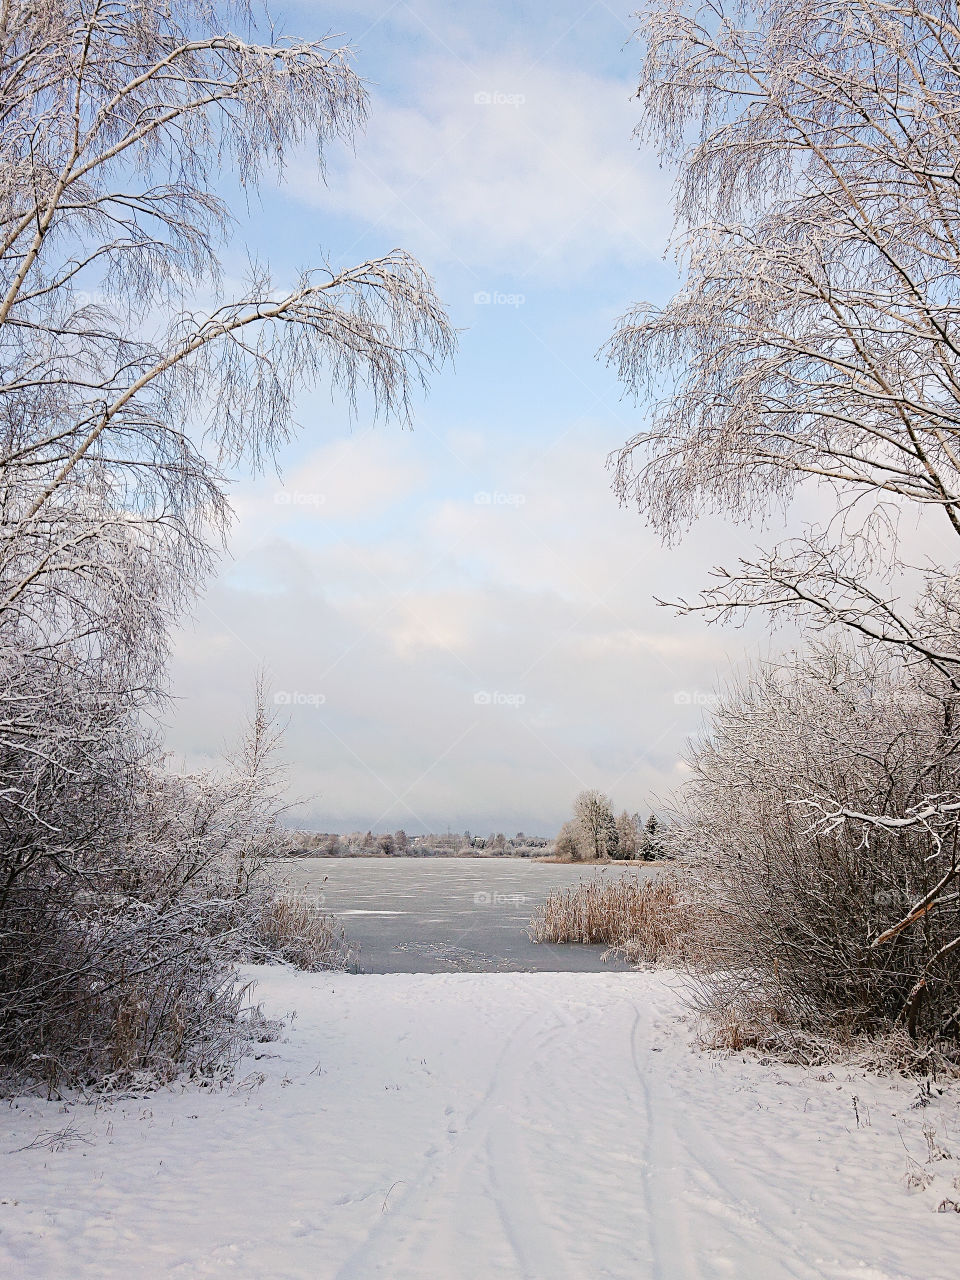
(278, 855, 655, 973)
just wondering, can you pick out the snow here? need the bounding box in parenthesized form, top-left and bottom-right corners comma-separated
(1, 968, 959, 1279)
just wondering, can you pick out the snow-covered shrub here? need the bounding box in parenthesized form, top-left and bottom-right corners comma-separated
(552, 821, 581, 861)
(0, 679, 351, 1091)
(675, 645, 960, 1056)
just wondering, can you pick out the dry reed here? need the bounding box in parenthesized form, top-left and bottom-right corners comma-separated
(528, 873, 690, 966)
(249, 889, 357, 972)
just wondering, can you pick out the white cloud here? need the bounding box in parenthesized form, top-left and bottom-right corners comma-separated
(229, 432, 426, 544)
(165, 423, 776, 833)
(289, 55, 672, 278)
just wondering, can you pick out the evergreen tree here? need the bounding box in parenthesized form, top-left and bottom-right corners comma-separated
(641, 813, 664, 860)
(599, 807, 620, 859)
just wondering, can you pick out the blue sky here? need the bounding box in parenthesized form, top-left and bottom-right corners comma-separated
(164, 0, 783, 835)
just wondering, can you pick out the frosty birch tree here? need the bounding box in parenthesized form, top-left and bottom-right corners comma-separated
(0, 0, 452, 836)
(0, 0, 452, 1084)
(573, 790, 619, 860)
(607, 0, 960, 1003)
(614, 810, 639, 859)
(0, 0, 451, 705)
(607, 0, 960, 680)
(610, 0, 960, 554)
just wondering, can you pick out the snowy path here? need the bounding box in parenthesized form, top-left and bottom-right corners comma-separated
(1, 969, 959, 1279)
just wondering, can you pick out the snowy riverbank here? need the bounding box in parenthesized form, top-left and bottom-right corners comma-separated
(2, 967, 959, 1279)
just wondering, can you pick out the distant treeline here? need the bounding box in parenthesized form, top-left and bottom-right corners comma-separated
(282, 830, 552, 858)
(282, 806, 667, 860)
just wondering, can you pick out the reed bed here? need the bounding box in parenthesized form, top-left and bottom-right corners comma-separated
(250, 889, 357, 972)
(528, 873, 690, 966)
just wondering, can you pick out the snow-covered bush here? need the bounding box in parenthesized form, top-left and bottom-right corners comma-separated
(674, 645, 960, 1056)
(0, 682, 352, 1090)
(552, 821, 581, 862)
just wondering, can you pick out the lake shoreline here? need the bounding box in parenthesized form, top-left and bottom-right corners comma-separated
(277, 855, 654, 973)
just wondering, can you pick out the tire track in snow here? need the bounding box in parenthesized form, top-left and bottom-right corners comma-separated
(631, 986, 854, 1280)
(397, 1008, 578, 1280)
(665, 1085, 908, 1280)
(630, 1005, 702, 1280)
(332, 1003, 566, 1280)
(481, 1012, 581, 1280)
(666, 1107, 825, 1280)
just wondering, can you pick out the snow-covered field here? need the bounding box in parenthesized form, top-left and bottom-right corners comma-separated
(1, 968, 959, 1279)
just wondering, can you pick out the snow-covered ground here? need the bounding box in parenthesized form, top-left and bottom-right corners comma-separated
(1, 968, 959, 1279)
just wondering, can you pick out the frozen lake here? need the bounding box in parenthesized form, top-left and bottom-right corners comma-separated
(277, 856, 653, 973)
